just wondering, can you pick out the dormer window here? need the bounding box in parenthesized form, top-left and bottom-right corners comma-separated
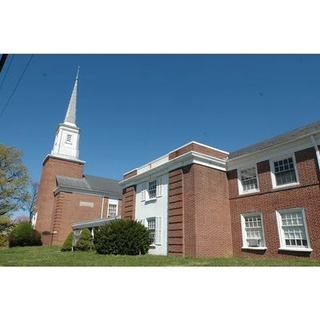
(66, 134, 72, 144)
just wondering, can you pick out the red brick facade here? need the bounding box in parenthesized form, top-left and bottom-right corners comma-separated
(168, 164, 232, 258)
(36, 155, 122, 246)
(169, 142, 228, 160)
(228, 147, 320, 259)
(122, 186, 136, 220)
(36, 156, 84, 245)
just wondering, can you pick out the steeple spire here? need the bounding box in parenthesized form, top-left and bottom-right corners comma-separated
(64, 66, 80, 126)
(51, 67, 82, 161)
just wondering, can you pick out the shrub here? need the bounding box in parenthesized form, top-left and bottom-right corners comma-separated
(9, 221, 42, 247)
(94, 219, 152, 255)
(75, 229, 93, 251)
(61, 232, 74, 252)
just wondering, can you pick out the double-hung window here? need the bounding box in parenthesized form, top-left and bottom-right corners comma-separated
(238, 166, 259, 194)
(271, 155, 298, 188)
(107, 199, 118, 218)
(148, 180, 157, 199)
(141, 177, 163, 202)
(241, 213, 266, 249)
(276, 208, 311, 251)
(147, 217, 156, 245)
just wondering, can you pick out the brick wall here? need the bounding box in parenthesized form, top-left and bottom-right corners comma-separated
(168, 164, 233, 258)
(51, 192, 105, 245)
(169, 142, 228, 160)
(228, 147, 320, 259)
(168, 169, 185, 256)
(122, 186, 136, 220)
(36, 156, 84, 244)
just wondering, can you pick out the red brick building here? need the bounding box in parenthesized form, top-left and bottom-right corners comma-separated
(35, 71, 122, 246)
(35, 71, 320, 259)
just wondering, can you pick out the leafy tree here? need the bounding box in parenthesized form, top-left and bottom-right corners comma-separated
(27, 182, 38, 223)
(0, 144, 30, 216)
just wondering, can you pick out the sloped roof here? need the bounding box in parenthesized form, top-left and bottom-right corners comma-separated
(229, 121, 320, 159)
(56, 175, 122, 199)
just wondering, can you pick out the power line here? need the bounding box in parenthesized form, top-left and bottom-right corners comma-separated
(0, 54, 34, 119)
(0, 55, 15, 92)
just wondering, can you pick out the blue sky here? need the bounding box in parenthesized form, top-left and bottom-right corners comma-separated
(1, 54, 320, 185)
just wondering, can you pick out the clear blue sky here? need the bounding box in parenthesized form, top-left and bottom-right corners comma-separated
(1, 54, 320, 184)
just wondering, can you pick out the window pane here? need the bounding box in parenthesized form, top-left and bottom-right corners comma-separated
(240, 167, 258, 192)
(274, 157, 297, 186)
(280, 210, 308, 248)
(243, 214, 264, 248)
(148, 180, 157, 199)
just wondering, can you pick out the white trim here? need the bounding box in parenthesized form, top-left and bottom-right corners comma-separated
(107, 199, 119, 218)
(270, 153, 300, 189)
(120, 151, 227, 188)
(240, 212, 266, 250)
(276, 207, 312, 251)
(228, 133, 320, 171)
(241, 247, 267, 251)
(237, 165, 260, 196)
(122, 141, 229, 176)
(310, 135, 320, 170)
(100, 197, 105, 219)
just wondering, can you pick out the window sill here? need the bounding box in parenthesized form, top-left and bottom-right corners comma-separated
(278, 247, 313, 253)
(239, 189, 260, 196)
(272, 182, 300, 190)
(144, 198, 157, 204)
(242, 247, 267, 251)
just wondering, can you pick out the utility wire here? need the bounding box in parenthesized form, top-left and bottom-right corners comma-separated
(0, 55, 15, 92)
(0, 54, 34, 119)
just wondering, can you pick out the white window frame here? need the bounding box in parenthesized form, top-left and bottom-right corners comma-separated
(141, 177, 163, 203)
(237, 165, 260, 195)
(147, 217, 156, 246)
(276, 208, 312, 252)
(107, 199, 118, 218)
(148, 180, 157, 200)
(270, 154, 299, 189)
(240, 212, 267, 250)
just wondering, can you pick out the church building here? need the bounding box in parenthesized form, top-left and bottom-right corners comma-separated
(36, 71, 320, 259)
(35, 70, 122, 246)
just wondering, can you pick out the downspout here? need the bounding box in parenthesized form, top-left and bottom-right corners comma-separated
(100, 196, 105, 219)
(310, 135, 320, 171)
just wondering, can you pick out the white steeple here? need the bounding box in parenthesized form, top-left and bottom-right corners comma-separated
(51, 68, 81, 161)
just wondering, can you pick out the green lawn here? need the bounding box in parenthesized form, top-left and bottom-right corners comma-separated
(1, 246, 320, 266)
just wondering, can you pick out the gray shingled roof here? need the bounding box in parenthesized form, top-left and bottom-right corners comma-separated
(229, 121, 320, 159)
(56, 175, 122, 199)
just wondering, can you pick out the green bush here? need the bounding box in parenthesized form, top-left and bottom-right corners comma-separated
(94, 219, 152, 255)
(9, 221, 42, 247)
(61, 232, 74, 252)
(75, 229, 93, 251)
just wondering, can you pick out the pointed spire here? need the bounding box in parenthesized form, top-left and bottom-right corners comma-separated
(64, 66, 80, 126)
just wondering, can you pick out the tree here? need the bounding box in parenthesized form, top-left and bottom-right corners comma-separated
(27, 182, 38, 223)
(0, 144, 30, 216)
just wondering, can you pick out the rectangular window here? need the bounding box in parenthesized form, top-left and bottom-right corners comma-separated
(147, 217, 156, 244)
(238, 166, 259, 194)
(241, 213, 266, 249)
(148, 180, 157, 199)
(272, 156, 298, 187)
(277, 208, 311, 251)
(108, 204, 117, 217)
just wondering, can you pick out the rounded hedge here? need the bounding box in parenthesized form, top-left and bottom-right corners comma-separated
(94, 219, 152, 255)
(61, 232, 74, 251)
(9, 221, 42, 247)
(75, 228, 93, 251)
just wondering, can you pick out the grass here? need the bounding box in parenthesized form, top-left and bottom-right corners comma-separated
(1, 246, 320, 266)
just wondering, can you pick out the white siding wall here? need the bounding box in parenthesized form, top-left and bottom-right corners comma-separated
(135, 173, 168, 255)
